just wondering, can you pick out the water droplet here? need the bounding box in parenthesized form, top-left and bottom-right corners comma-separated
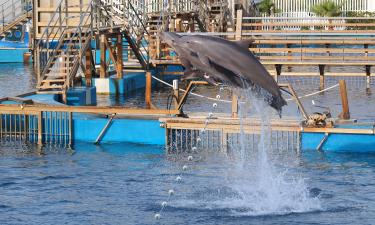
(161, 201, 167, 207)
(188, 155, 193, 161)
(168, 189, 175, 196)
(154, 213, 161, 220)
(182, 165, 188, 171)
(212, 103, 218, 108)
(196, 137, 201, 142)
(220, 87, 224, 92)
(176, 176, 182, 182)
(192, 146, 197, 152)
(208, 112, 213, 118)
(216, 95, 221, 100)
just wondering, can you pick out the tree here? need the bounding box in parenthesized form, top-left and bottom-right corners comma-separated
(311, 0, 342, 17)
(311, 0, 343, 30)
(257, 0, 279, 16)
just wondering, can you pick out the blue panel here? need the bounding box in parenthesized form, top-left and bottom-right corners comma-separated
(73, 115, 165, 145)
(0, 49, 29, 62)
(67, 87, 97, 106)
(302, 132, 375, 152)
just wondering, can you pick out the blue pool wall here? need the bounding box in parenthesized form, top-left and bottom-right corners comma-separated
(73, 114, 164, 145)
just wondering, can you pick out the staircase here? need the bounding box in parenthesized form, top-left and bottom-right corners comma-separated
(0, 0, 32, 39)
(35, 0, 151, 97)
(35, 1, 94, 96)
(99, 0, 150, 69)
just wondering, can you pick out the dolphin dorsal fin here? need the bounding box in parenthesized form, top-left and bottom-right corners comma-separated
(233, 40, 253, 49)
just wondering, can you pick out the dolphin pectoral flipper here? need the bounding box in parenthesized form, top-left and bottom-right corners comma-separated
(181, 70, 203, 81)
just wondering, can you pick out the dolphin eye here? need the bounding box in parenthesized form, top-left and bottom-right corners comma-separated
(190, 52, 198, 57)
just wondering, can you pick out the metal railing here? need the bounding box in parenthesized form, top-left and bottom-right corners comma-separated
(35, 0, 93, 89)
(0, 0, 32, 34)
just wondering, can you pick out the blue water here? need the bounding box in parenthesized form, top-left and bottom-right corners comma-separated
(1, 63, 375, 224)
(0, 142, 375, 224)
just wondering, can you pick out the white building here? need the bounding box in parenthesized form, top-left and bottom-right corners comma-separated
(270, 0, 375, 17)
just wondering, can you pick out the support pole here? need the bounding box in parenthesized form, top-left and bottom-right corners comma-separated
(100, 34, 107, 78)
(173, 79, 179, 109)
(231, 94, 238, 118)
(116, 33, 123, 79)
(365, 65, 371, 93)
(318, 64, 325, 91)
(37, 111, 43, 145)
(145, 71, 152, 109)
(338, 80, 350, 120)
(235, 9, 243, 41)
(95, 114, 116, 144)
(85, 46, 93, 86)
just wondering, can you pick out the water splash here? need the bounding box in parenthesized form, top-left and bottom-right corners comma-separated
(224, 88, 321, 216)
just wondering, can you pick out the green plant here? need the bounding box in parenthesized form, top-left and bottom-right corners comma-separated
(311, 1, 343, 30)
(311, 0, 343, 17)
(257, 0, 279, 16)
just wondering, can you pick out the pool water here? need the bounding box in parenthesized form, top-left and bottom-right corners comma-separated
(0, 142, 375, 224)
(1, 63, 375, 224)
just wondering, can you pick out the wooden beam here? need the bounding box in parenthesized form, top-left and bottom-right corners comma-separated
(116, 33, 123, 79)
(85, 46, 93, 86)
(235, 9, 243, 41)
(231, 94, 238, 118)
(318, 65, 325, 91)
(104, 37, 118, 70)
(365, 65, 371, 92)
(100, 34, 107, 78)
(339, 80, 350, 120)
(37, 111, 43, 145)
(145, 71, 152, 109)
(0, 104, 180, 115)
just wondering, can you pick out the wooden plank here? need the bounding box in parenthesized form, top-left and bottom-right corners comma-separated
(0, 104, 180, 115)
(250, 47, 375, 54)
(261, 61, 375, 66)
(242, 22, 375, 27)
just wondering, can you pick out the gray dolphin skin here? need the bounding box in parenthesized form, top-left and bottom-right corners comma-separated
(159, 32, 287, 115)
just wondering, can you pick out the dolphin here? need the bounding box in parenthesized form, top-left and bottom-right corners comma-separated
(160, 32, 287, 114)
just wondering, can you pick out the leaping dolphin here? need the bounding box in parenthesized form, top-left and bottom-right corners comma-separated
(160, 32, 287, 115)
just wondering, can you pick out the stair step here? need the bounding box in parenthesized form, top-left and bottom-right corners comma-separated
(37, 85, 64, 89)
(36, 91, 63, 94)
(41, 79, 66, 83)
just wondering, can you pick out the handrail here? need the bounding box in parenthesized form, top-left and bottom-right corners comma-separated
(64, 2, 94, 88)
(243, 16, 375, 20)
(36, 0, 65, 47)
(0, 0, 32, 30)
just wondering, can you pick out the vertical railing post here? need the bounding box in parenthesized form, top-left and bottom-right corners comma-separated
(338, 80, 350, 120)
(37, 111, 43, 145)
(235, 9, 243, 40)
(100, 34, 107, 78)
(145, 71, 152, 109)
(231, 93, 238, 118)
(173, 79, 179, 109)
(65, 0, 68, 29)
(12, 0, 15, 19)
(116, 33, 123, 78)
(2, 5, 5, 29)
